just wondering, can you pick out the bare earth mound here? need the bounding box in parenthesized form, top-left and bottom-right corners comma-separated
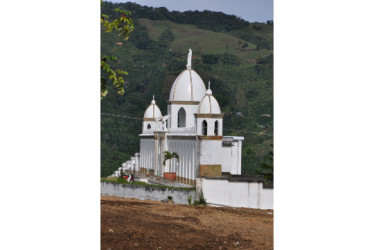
(101, 196, 273, 249)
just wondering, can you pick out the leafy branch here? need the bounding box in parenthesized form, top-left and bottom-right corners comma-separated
(101, 6, 134, 98)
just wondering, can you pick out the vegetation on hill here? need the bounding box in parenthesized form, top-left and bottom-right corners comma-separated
(101, 1, 273, 178)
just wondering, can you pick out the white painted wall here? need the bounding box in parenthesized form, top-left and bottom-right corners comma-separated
(260, 188, 273, 210)
(196, 117, 222, 136)
(167, 137, 197, 181)
(220, 137, 243, 175)
(142, 121, 159, 134)
(199, 140, 223, 166)
(168, 104, 199, 130)
(140, 138, 155, 171)
(198, 178, 273, 209)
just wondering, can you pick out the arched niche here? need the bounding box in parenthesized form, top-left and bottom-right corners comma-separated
(202, 120, 207, 135)
(178, 107, 186, 127)
(147, 124, 151, 130)
(214, 120, 219, 135)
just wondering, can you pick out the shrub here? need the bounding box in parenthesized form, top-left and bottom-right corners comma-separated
(193, 190, 207, 205)
(202, 54, 220, 64)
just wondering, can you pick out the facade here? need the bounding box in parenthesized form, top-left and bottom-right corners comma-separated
(139, 49, 244, 186)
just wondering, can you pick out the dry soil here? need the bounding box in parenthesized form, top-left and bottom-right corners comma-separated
(101, 196, 273, 250)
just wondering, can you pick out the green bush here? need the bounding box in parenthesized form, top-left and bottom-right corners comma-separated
(193, 190, 207, 206)
(201, 54, 220, 64)
(221, 53, 240, 65)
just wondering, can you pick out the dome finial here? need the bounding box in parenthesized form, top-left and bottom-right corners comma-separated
(186, 49, 192, 69)
(151, 95, 155, 104)
(206, 81, 212, 95)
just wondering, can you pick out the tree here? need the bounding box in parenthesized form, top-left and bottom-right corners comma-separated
(201, 54, 220, 64)
(221, 53, 240, 65)
(159, 28, 175, 45)
(101, 4, 134, 98)
(163, 151, 179, 172)
(256, 144, 273, 181)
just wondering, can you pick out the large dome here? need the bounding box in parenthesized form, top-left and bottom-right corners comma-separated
(198, 86, 221, 114)
(169, 49, 207, 102)
(144, 99, 162, 119)
(169, 69, 207, 102)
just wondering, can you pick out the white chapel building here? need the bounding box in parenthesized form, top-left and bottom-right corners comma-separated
(138, 49, 244, 186)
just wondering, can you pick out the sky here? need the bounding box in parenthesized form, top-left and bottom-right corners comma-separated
(108, 0, 273, 23)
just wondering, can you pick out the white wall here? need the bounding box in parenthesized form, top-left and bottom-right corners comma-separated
(167, 137, 197, 181)
(198, 178, 273, 209)
(140, 138, 155, 171)
(168, 104, 199, 130)
(142, 121, 159, 134)
(220, 137, 243, 175)
(196, 117, 222, 136)
(199, 140, 223, 165)
(260, 188, 273, 210)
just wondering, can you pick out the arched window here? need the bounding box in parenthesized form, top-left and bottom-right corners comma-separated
(214, 120, 219, 136)
(178, 107, 186, 127)
(147, 124, 151, 130)
(202, 120, 207, 135)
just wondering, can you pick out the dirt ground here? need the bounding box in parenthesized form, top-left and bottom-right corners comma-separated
(101, 196, 273, 250)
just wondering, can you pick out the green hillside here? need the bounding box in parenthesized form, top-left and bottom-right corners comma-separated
(101, 2, 273, 178)
(137, 18, 267, 62)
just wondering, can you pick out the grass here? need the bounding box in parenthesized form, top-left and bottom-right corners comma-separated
(138, 18, 263, 62)
(101, 178, 196, 191)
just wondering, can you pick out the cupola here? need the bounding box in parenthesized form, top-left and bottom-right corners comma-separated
(197, 82, 221, 114)
(169, 49, 206, 102)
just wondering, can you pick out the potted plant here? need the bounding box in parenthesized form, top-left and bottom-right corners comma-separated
(163, 151, 179, 181)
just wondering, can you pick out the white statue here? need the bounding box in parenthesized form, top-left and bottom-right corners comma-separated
(156, 115, 170, 131)
(186, 48, 192, 69)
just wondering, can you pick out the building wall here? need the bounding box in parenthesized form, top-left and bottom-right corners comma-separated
(167, 137, 197, 181)
(197, 178, 273, 209)
(140, 138, 155, 171)
(142, 121, 159, 134)
(199, 140, 223, 166)
(196, 117, 222, 136)
(168, 104, 199, 130)
(221, 139, 242, 175)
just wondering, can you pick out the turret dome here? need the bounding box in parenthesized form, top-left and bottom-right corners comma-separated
(198, 82, 221, 114)
(144, 97, 162, 119)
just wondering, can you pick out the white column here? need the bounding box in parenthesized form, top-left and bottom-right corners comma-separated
(238, 140, 242, 174)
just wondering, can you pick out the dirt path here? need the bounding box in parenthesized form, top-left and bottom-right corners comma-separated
(101, 196, 273, 250)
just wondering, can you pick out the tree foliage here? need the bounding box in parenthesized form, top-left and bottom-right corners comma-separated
(101, 6, 134, 98)
(256, 144, 273, 181)
(159, 28, 175, 45)
(201, 54, 220, 64)
(163, 151, 179, 166)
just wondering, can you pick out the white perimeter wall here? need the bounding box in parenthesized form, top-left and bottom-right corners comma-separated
(198, 178, 273, 209)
